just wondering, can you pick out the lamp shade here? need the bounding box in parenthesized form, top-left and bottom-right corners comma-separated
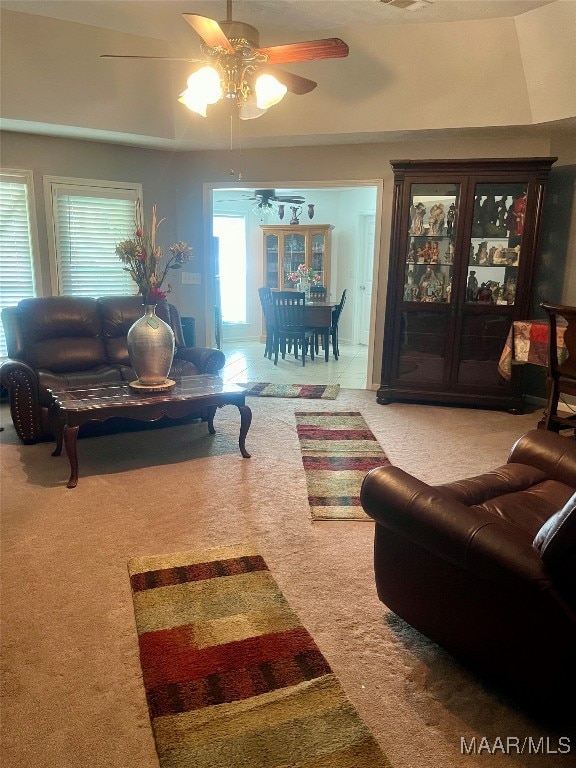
(255, 74, 287, 109)
(179, 66, 222, 117)
(239, 91, 268, 120)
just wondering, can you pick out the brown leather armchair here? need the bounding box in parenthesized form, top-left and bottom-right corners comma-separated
(360, 429, 576, 709)
(1, 295, 225, 443)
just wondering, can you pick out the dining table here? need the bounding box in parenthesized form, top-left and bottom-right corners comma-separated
(304, 298, 338, 362)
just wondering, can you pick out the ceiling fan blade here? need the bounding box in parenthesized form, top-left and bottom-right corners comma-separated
(267, 68, 317, 95)
(101, 55, 202, 62)
(182, 14, 235, 54)
(257, 38, 349, 65)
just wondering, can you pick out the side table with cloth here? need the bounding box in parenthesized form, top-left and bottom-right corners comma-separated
(498, 319, 569, 428)
(498, 320, 567, 380)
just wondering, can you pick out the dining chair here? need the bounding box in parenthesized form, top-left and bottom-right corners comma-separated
(309, 286, 327, 301)
(272, 291, 315, 366)
(257, 286, 275, 359)
(540, 301, 576, 434)
(330, 289, 347, 360)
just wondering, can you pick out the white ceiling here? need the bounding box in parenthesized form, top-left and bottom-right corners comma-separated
(0, 1, 558, 41)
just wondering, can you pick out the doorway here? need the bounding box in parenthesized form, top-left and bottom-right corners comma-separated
(208, 182, 381, 387)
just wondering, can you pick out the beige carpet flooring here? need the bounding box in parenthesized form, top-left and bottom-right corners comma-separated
(0, 392, 573, 768)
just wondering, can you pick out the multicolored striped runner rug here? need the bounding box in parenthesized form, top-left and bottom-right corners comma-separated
(239, 382, 340, 400)
(295, 411, 391, 521)
(128, 544, 392, 768)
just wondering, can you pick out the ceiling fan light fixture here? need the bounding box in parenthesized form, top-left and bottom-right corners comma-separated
(239, 92, 268, 120)
(255, 74, 287, 109)
(179, 66, 222, 116)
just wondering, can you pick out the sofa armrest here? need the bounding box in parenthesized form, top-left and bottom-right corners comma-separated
(0, 359, 43, 443)
(175, 346, 225, 374)
(508, 429, 576, 486)
(361, 465, 548, 585)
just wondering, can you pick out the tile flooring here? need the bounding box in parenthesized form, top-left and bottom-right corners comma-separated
(220, 340, 369, 389)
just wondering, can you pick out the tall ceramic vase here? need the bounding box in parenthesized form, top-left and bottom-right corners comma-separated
(127, 304, 175, 388)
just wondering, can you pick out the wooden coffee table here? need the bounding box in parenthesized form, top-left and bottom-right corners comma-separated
(49, 375, 252, 488)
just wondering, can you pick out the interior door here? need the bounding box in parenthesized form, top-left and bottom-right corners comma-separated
(356, 213, 375, 345)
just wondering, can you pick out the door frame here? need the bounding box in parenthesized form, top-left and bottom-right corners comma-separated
(203, 179, 383, 389)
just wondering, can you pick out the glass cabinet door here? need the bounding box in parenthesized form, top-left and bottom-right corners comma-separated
(265, 234, 279, 288)
(464, 182, 525, 307)
(283, 232, 306, 287)
(403, 183, 460, 305)
(311, 232, 326, 285)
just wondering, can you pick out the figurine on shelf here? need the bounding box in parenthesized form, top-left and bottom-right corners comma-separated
(421, 239, 433, 263)
(445, 276, 452, 303)
(506, 191, 527, 236)
(475, 241, 489, 265)
(477, 282, 494, 303)
(410, 202, 426, 235)
(407, 241, 416, 263)
(428, 203, 445, 235)
(446, 203, 456, 237)
(505, 276, 517, 304)
(472, 196, 483, 236)
(495, 196, 509, 232)
(430, 241, 440, 263)
(479, 194, 497, 232)
(419, 265, 444, 302)
(491, 245, 507, 265)
(506, 245, 520, 265)
(466, 270, 479, 301)
(404, 268, 416, 300)
(495, 284, 508, 305)
(444, 241, 455, 264)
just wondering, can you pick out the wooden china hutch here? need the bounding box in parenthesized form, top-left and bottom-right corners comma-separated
(377, 157, 556, 411)
(261, 224, 333, 290)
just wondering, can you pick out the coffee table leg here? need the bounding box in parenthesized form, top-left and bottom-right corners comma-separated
(237, 404, 252, 458)
(63, 424, 80, 488)
(207, 406, 217, 435)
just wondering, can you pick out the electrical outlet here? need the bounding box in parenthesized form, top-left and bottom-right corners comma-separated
(182, 272, 201, 285)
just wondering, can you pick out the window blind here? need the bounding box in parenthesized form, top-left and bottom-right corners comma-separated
(53, 190, 138, 296)
(0, 175, 36, 357)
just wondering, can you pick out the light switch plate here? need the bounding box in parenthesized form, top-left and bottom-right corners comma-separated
(182, 272, 201, 285)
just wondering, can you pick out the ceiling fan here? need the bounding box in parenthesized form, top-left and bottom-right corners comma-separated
(218, 189, 306, 206)
(102, 0, 349, 119)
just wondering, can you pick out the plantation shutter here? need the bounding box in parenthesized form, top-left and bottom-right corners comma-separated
(0, 172, 37, 357)
(50, 182, 140, 297)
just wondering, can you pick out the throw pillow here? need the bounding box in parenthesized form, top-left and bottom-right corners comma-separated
(533, 492, 576, 580)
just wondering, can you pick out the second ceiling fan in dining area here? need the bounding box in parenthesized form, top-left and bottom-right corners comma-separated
(102, 0, 349, 118)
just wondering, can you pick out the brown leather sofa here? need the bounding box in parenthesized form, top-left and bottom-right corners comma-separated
(360, 429, 576, 710)
(1, 295, 225, 444)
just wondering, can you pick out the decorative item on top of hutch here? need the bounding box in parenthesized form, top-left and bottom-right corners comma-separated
(261, 224, 333, 291)
(378, 157, 556, 412)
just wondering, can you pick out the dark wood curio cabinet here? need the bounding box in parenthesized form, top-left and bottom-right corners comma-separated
(378, 157, 556, 410)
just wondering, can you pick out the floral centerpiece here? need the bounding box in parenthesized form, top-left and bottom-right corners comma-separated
(288, 264, 322, 286)
(116, 200, 193, 305)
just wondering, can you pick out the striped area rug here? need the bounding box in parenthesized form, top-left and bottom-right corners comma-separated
(239, 382, 340, 400)
(296, 411, 391, 521)
(128, 544, 392, 768)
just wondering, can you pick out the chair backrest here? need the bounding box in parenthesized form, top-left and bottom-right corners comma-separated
(258, 286, 272, 310)
(541, 302, 576, 388)
(309, 286, 327, 300)
(273, 291, 306, 331)
(332, 289, 347, 326)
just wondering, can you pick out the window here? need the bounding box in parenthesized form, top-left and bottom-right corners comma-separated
(45, 177, 141, 297)
(213, 215, 247, 324)
(0, 169, 39, 357)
